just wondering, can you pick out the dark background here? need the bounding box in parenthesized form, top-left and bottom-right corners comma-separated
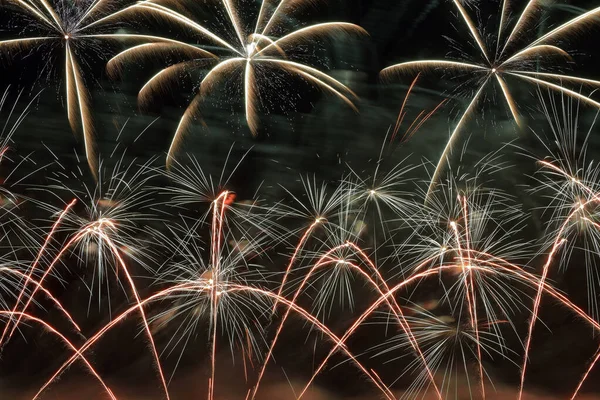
(1, 0, 600, 398)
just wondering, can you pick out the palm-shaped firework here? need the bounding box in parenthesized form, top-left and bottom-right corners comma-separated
(382, 0, 600, 196)
(106, 0, 367, 166)
(0, 0, 188, 174)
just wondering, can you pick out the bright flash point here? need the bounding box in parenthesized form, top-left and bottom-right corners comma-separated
(246, 43, 257, 56)
(208, 278, 214, 285)
(64, 35, 70, 40)
(369, 189, 376, 195)
(491, 68, 496, 73)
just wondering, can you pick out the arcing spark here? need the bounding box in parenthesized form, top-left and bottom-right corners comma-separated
(9, 153, 172, 400)
(523, 95, 600, 399)
(39, 151, 160, 314)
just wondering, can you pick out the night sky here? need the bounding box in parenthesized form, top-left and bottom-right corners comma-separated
(1, 1, 600, 399)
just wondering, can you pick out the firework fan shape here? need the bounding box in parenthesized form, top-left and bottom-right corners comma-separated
(3, 1, 600, 400)
(381, 0, 600, 196)
(105, 0, 367, 166)
(387, 166, 533, 398)
(522, 94, 600, 400)
(3, 116, 600, 400)
(38, 150, 162, 312)
(0, 150, 175, 400)
(0, 0, 191, 174)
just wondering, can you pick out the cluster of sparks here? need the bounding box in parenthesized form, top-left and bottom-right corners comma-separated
(382, 0, 600, 196)
(1, 112, 600, 399)
(4, 0, 600, 399)
(0, 0, 365, 171)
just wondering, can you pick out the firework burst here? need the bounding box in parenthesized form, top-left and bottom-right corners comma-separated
(147, 216, 272, 389)
(37, 150, 162, 313)
(381, 0, 600, 197)
(531, 93, 600, 319)
(368, 303, 515, 399)
(388, 164, 533, 398)
(106, 0, 367, 166)
(0, 0, 190, 174)
(2, 151, 172, 399)
(523, 94, 600, 399)
(147, 151, 281, 399)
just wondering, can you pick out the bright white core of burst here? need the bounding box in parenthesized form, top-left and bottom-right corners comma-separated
(64, 35, 70, 40)
(246, 42, 257, 57)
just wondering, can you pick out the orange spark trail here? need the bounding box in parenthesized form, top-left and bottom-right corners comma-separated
(33, 282, 393, 400)
(402, 99, 447, 143)
(1, 199, 77, 345)
(0, 268, 80, 333)
(345, 241, 442, 399)
(567, 215, 600, 396)
(0, 146, 9, 163)
(450, 216, 483, 397)
(460, 195, 485, 398)
(273, 218, 322, 313)
(571, 345, 600, 399)
(392, 73, 420, 142)
(402, 110, 426, 141)
(0, 311, 116, 400)
(97, 231, 171, 400)
(208, 191, 228, 400)
(519, 238, 566, 400)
